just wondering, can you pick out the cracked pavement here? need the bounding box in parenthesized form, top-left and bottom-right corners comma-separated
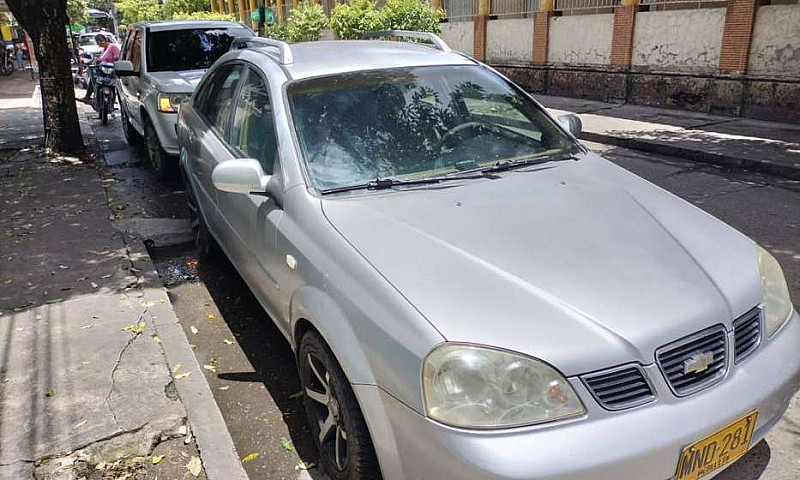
(0, 123, 193, 477)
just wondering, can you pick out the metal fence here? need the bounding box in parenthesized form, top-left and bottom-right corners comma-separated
(490, 0, 540, 17)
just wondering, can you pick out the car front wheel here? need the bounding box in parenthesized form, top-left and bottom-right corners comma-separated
(144, 116, 174, 179)
(299, 331, 382, 480)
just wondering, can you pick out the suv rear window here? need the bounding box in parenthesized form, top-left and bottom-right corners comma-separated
(146, 27, 253, 72)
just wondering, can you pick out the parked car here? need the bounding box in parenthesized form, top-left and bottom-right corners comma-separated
(176, 32, 799, 480)
(114, 21, 253, 177)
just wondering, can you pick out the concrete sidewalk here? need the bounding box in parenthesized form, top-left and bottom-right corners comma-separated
(537, 95, 800, 180)
(0, 81, 246, 479)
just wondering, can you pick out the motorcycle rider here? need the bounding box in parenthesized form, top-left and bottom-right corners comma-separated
(77, 34, 119, 104)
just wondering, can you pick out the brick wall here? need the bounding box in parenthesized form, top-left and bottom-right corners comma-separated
(533, 11, 552, 63)
(719, 0, 758, 72)
(610, 5, 636, 66)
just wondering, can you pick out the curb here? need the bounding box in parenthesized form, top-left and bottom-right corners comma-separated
(82, 109, 249, 480)
(580, 131, 800, 181)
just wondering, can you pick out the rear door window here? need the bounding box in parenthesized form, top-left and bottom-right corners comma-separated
(197, 64, 244, 138)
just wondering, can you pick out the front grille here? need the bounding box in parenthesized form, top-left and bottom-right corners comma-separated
(582, 365, 655, 410)
(657, 326, 727, 397)
(734, 308, 762, 363)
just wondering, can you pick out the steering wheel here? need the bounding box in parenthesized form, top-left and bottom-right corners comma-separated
(435, 120, 543, 155)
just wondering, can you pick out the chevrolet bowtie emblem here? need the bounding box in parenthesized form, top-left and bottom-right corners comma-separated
(683, 351, 715, 375)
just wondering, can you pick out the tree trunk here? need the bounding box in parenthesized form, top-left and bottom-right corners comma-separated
(7, 0, 85, 155)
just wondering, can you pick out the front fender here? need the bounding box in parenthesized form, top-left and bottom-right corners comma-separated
(290, 285, 377, 386)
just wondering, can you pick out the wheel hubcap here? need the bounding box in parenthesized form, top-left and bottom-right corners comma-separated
(306, 353, 348, 471)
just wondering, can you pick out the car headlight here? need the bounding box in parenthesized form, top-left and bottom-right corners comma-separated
(757, 245, 793, 338)
(157, 93, 190, 113)
(422, 344, 585, 429)
(100, 65, 114, 75)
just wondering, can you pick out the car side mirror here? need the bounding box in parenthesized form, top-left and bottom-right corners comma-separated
(213, 158, 271, 196)
(114, 60, 137, 77)
(557, 114, 582, 138)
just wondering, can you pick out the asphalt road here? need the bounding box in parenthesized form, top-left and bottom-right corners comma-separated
(96, 109, 800, 480)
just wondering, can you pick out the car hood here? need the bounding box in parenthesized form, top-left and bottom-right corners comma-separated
(321, 153, 762, 376)
(148, 69, 205, 93)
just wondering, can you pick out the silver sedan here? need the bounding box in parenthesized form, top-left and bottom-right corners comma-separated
(176, 32, 799, 480)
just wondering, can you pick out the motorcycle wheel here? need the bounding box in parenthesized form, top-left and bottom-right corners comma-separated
(100, 96, 109, 126)
(0, 61, 12, 76)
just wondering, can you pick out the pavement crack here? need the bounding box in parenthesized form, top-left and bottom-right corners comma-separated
(104, 309, 148, 430)
(685, 119, 738, 131)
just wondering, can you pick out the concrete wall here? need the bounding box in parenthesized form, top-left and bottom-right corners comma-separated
(440, 21, 475, 56)
(749, 5, 800, 77)
(632, 9, 726, 71)
(486, 18, 534, 64)
(548, 14, 613, 65)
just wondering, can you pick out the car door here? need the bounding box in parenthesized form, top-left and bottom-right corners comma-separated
(220, 66, 286, 324)
(118, 28, 144, 131)
(184, 62, 245, 253)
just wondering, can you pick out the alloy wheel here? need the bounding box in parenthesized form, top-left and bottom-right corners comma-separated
(305, 352, 349, 472)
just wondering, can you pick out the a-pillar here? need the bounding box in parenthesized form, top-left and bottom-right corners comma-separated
(473, 0, 490, 61)
(718, 0, 758, 72)
(610, 0, 638, 67)
(532, 0, 553, 64)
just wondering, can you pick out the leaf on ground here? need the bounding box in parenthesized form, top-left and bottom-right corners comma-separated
(281, 438, 295, 452)
(241, 452, 260, 463)
(139, 300, 155, 308)
(203, 364, 216, 373)
(223, 339, 234, 345)
(45, 389, 55, 397)
(186, 456, 202, 476)
(151, 454, 165, 465)
(175, 372, 192, 380)
(72, 419, 87, 429)
(190, 325, 198, 335)
(152, 335, 161, 344)
(206, 313, 215, 321)
(184, 432, 193, 444)
(122, 322, 146, 335)
(219, 386, 230, 391)
(296, 461, 315, 470)
(172, 364, 182, 374)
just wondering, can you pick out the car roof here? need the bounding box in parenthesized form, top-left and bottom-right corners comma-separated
(258, 40, 476, 80)
(131, 20, 250, 32)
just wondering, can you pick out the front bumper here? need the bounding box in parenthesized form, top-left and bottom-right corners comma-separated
(150, 109, 180, 156)
(356, 310, 800, 480)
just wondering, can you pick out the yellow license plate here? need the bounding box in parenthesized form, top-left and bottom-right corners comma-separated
(675, 411, 758, 480)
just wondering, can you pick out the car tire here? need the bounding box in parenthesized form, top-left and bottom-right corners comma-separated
(120, 104, 142, 147)
(299, 331, 382, 480)
(144, 116, 176, 180)
(182, 169, 220, 260)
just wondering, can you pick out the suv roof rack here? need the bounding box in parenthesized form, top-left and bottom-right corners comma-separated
(361, 30, 451, 53)
(231, 37, 294, 65)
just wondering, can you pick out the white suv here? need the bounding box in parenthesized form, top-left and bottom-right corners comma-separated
(114, 20, 253, 177)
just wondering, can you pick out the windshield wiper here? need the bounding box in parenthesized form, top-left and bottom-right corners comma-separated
(320, 176, 463, 195)
(448, 152, 579, 177)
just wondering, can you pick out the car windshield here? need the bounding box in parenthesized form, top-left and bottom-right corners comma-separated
(79, 36, 97, 46)
(287, 65, 579, 191)
(146, 27, 253, 72)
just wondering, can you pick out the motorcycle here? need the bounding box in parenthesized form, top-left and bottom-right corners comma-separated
(1, 44, 14, 76)
(88, 62, 116, 126)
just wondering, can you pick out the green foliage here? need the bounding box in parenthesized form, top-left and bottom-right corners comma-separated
(165, 0, 211, 17)
(171, 10, 237, 21)
(67, 0, 88, 24)
(329, 0, 382, 40)
(115, 0, 166, 23)
(263, 23, 289, 41)
(379, 0, 444, 34)
(286, 1, 328, 43)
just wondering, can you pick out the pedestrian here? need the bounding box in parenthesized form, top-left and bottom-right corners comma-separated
(78, 34, 120, 104)
(14, 42, 24, 70)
